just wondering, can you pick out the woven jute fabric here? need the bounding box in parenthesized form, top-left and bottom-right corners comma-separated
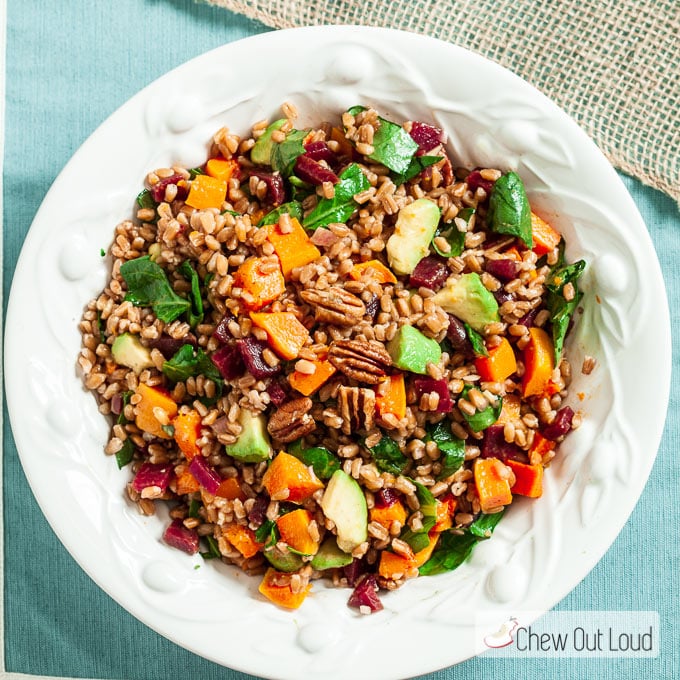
(206, 0, 680, 203)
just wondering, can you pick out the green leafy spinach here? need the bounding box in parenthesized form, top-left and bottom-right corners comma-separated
(287, 439, 341, 480)
(115, 439, 134, 469)
(546, 259, 586, 361)
(178, 260, 204, 328)
(431, 207, 473, 258)
(461, 386, 503, 432)
(464, 322, 488, 357)
(487, 171, 532, 248)
(425, 421, 465, 480)
(270, 129, 307, 177)
(392, 155, 442, 185)
(367, 435, 408, 475)
(162, 344, 222, 385)
(258, 200, 303, 227)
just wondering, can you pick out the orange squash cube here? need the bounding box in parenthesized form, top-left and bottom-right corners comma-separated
(258, 568, 311, 609)
(474, 457, 513, 512)
(506, 459, 543, 498)
(232, 257, 286, 312)
(262, 451, 324, 503)
(224, 524, 263, 559)
(134, 383, 178, 439)
(264, 218, 321, 279)
(249, 311, 310, 360)
(185, 174, 228, 210)
(276, 508, 319, 556)
(173, 409, 202, 459)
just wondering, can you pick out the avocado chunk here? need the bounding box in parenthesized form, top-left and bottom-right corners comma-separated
(225, 409, 271, 463)
(310, 537, 354, 570)
(250, 118, 286, 166)
(320, 470, 368, 554)
(111, 333, 154, 375)
(431, 272, 500, 332)
(264, 545, 304, 573)
(386, 198, 441, 275)
(386, 325, 442, 375)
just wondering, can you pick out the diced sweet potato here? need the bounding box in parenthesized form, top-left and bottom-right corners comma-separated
(185, 174, 227, 210)
(224, 524, 263, 559)
(134, 383, 178, 439)
(506, 459, 543, 498)
(375, 373, 407, 420)
(258, 568, 311, 609)
(215, 477, 246, 500)
(262, 451, 324, 503)
(276, 508, 319, 555)
(288, 357, 337, 396)
(474, 457, 513, 512)
(370, 499, 407, 530)
(173, 409, 202, 459)
(522, 327, 555, 398)
(233, 257, 286, 312)
(531, 212, 561, 256)
(475, 337, 518, 383)
(249, 311, 310, 360)
(349, 259, 397, 284)
(205, 157, 239, 183)
(264, 217, 321, 278)
(175, 468, 200, 495)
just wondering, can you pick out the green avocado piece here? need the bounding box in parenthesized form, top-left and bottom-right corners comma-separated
(250, 118, 286, 166)
(264, 545, 304, 572)
(386, 325, 442, 375)
(431, 272, 500, 332)
(225, 409, 271, 463)
(320, 470, 368, 553)
(111, 333, 154, 375)
(310, 537, 354, 570)
(386, 198, 441, 275)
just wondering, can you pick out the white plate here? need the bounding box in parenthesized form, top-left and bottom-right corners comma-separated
(5, 26, 671, 680)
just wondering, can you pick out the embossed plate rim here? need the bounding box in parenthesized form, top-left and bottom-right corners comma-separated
(4, 26, 671, 680)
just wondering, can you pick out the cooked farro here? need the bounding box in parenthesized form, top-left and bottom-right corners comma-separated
(79, 105, 586, 613)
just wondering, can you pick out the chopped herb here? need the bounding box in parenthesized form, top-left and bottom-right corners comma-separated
(270, 129, 307, 177)
(346, 106, 418, 174)
(464, 322, 488, 357)
(188, 499, 201, 519)
(546, 259, 586, 361)
(461, 386, 503, 432)
(96, 311, 106, 338)
(392, 155, 442, 185)
(487, 171, 532, 248)
(161, 424, 175, 437)
(425, 421, 465, 479)
(255, 519, 278, 548)
(367, 435, 408, 475)
(136, 189, 156, 211)
(221, 209, 240, 217)
(162, 344, 222, 386)
(193, 564, 201, 570)
(120, 256, 191, 323)
(178, 260, 204, 328)
(258, 200, 303, 227)
(200, 534, 221, 560)
(115, 439, 134, 469)
(419, 510, 504, 575)
(203, 272, 215, 288)
(288, 439, 341, 480)
(303, 163, 369, 231)
(116, 391, 133, 425)
(400, 481, 437, 552)
(188, 166, 205, 179)
(100, 248, 106, 257)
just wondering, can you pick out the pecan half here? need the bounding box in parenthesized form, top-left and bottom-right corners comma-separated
(337, 386, 376, 435)
(328, 339, 392, 384)
(266, 397, 316, 443)
(299, 287, 366, 327)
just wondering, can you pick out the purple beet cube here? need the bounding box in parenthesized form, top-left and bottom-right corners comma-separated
(210, 343, 245, 380)
(413, 376, 453, 413)
(267, 380, 288, 405)
(163, 519, 199, 555)
(409, 256, 450, 291)
(303, 141, 339, 167)
(541, 406, 574, 440)
(236, 337, 281, 379)
(466, 170, 495, 195)
(348, 574, 383, 613)
(481, 425, 527, 462)
(212, 313, 237, 344)
(485, 258, 520, 282)
(132, 463, 173, 493)
(249, 170, 286, 206)
(446, 315, 474, 355)
(188, 456, 222, 495)
(409, 121, 444, 152)
(147, 334, 196, 360)
(294, 154, 339, 186)
(343, 558, 367, 587)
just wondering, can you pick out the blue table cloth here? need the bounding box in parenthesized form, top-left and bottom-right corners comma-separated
(2, 1, 678, 678)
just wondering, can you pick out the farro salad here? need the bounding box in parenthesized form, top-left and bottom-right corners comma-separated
(79, 104, 587, 612)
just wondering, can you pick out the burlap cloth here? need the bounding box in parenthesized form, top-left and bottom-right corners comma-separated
(206, 0, 679, 204)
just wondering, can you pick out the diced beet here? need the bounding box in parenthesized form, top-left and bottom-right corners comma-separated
(212, 313, 236, 344)
(409, 121, 444, 152)
(481, 425, 527, 463)
(250, 170, 286, 206)
(147, 334, 196, 360)
(303, 141, 339, 167)
(163, 519, 199, 555)
(466, 170, 495, 195)
(294, 154, 339, 186)
(446, 315, 474, 355)
(266, 380, 288, 406)
(343, 558, 368, 587)
(364, 294, 380, 321)
(541, 406, 574, 440)
(518, 308, 540, 328)
(486, 258, 520, 282)
(210, 343, 245, 380)
(151, 174, 189, 203)
(236, 337, 281, 379)
(111, 393, 123, 416)
(310, 227, 339, 248)
(494, 289, 514, 306)
(374, 488, 401, 509)
(413, 376, 453, 413)
(247, 496, 268, 528)
(188, 456, 222, 495)
(409, 256, 450, 290)
(132, 462, 173, 493)
(348, 574, 383, 613)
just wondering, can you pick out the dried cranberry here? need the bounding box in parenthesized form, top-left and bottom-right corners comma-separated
(294, 154, 339, 186)
(409, 121, 444, 152)
(466, 170, 495, 195)
(212, 313, 236, 344)
(486, 258, 520, 282)
(494, 289, 514, 306)
(409, 256, 450, 291)
(374, 488, 401, 509)
(541, 406, 574, 440)
(364, 294, 380, 321)
(447, 315, 474, 355)
(236, 337, 281, 379)
(413, 376, 453, 413)
(517, 308, 540, 328)
(247, 496, 268, 528)
(348, 574, 383, 613)
(266, 380, 288, 405)
(151, 174, 188, 203)
(250, 170, 286, 206)
(210, 343, 244, 380)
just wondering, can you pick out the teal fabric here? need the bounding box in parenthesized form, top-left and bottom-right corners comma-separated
(3, 1, 678, 678)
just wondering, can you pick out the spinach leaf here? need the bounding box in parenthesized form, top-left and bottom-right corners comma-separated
(120, 256, 191, 323)
(546, 259, 586, 361)
(270, 129, 307, 177)
(431, 207, 474, 257)
(303, 163, 369, 231)
(464, 322, 488, 357)
(255, 519, 278, 548)
(425, 421, 465, 479)
(367, 435, 408, 475)
(288, 440, 341, 480)
(136, 189, 156, 210)
(116, 390, 133, 425)
(347, 106, 418, 174)
(258, 200, 303, 227)
(162, 344, 222, 385)
(188, 499, 201, 519)
(288, 175, 314, 202)
(461, 386, 503, 432)
(392, 155, 442, 185)
(115, 439, 134, 469)
(419, 510, 504, 575)
(178, 261, 204, 328)
(200, 534, 221, 560)
(400, 481, 437, 552)
(487, 171, 532, 248)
